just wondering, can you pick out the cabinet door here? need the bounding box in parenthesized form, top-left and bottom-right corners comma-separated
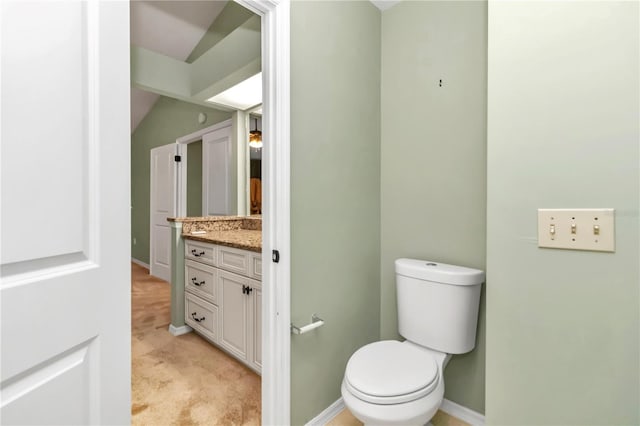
(218, 270, 250, 361)
(252, 282, 262, 372)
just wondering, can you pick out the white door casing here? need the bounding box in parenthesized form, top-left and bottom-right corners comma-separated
(150, 143, 179, 282)
(202, 124, 233, 216)
(234, 0, 291, 423)
(1, 1, 130, 425)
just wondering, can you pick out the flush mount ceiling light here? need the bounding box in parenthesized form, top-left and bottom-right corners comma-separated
(206, 72, 262, 111)
(249, 118, 262, 149)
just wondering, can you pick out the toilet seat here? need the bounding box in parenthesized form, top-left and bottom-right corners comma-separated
(344, 341, 439, 405)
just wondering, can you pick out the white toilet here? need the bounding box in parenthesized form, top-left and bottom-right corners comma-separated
(341, 258, 484, 425)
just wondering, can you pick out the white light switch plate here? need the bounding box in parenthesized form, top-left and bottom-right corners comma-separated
(537, 209, 615, 252)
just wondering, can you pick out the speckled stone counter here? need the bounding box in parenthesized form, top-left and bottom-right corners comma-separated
(168, 216, 261, 252)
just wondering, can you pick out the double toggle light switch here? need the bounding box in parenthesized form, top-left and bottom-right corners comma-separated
(538, 209, 615, 252)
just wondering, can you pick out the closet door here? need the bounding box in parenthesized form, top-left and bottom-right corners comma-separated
(202, 125, 233, 216)
(1, 2, 130, 424)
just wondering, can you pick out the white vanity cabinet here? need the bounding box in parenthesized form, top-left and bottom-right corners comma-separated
(184, 240, 262, 374)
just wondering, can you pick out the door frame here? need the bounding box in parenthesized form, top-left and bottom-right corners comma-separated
(234, 0, 291, 423)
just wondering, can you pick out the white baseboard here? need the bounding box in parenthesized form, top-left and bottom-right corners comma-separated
(307, 397, 484, 426)
(305, 397, 345, 426)
(131, 257, 150, 269)
(168, 324, 192, 336)
(440, 398, 485, 426)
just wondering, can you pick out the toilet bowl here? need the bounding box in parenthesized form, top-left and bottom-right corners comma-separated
(341, 259, 484, 426)
(341, 340, 449, 426)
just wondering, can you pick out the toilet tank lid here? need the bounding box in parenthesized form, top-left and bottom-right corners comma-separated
(395, 258, 485, 286)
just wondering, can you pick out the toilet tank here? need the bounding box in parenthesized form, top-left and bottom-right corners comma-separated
(395, 259, 484, 354)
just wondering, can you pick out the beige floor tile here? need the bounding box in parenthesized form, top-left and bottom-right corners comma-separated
(331, 407, 470, 426)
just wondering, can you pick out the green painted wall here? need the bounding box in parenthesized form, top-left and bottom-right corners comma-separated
(186, 2, 255, 63)
(131, 97, 230, 264)
(380, 1, 487, 413)
(290, 1, 381, 424)
(486, 2, 639, 424)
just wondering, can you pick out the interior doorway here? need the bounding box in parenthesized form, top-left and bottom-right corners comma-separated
(130, 0, 291, 423)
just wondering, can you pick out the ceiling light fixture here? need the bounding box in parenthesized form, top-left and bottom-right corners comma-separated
(249, 118, 262, 149)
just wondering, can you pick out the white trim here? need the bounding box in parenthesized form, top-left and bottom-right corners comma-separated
(168, 324, 193, 336)
(305, 398, 345, 426)
(233, 0, 291, 424)
(130, 258, 149, 269)
(176, 143, 187, 217)
(440, 398, 485, 426)
(307, 397, 484, 426)
(175, 118, 232, 145)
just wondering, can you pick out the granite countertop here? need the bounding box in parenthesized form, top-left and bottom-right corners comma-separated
(169, 215, 262, 252)
(183, 229, 261, 253)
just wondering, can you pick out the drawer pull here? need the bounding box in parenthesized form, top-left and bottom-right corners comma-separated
(191, 249, 206, 257)
(191, 312, 206, 322)
(191, 277, 205, 287)
(242, 285, 253, 295)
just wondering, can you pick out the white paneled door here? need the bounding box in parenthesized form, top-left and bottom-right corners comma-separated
(150, 143, 178, 282)
(0, 1, 130, 424)
(203, 125, 232, 216)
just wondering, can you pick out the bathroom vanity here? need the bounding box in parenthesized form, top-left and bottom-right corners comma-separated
(168, 216, 262, 374)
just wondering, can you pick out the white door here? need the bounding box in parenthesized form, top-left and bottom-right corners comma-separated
(0, 1, 130, 424)
(150, 143, 179, 282)
(203, 125, 232, 216)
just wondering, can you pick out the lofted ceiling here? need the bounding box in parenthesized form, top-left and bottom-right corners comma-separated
(130, 0, 401, 133)
(130, 1, 228, 132)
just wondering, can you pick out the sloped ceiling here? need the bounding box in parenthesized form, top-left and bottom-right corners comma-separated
(130, 0, 400, 132)
(130, 1, 228, 132)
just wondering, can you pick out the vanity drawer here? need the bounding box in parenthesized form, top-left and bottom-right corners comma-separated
(217, 245, 250, 276)
(185, 293, 218, 343)
(185, 260, 218, 304)
(185, 240, 216, 266)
